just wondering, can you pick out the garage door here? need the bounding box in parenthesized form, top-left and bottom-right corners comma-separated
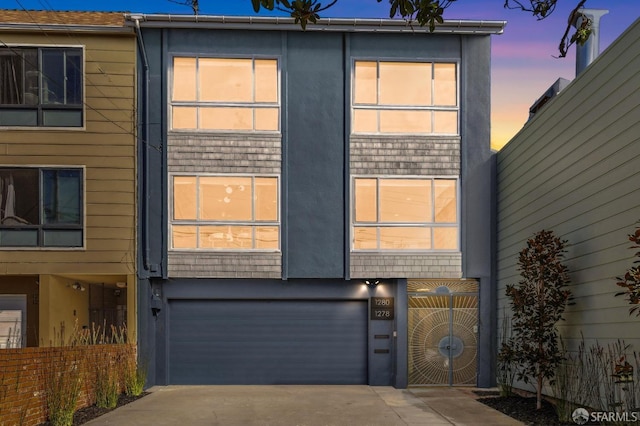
(168, 299, 368, 384)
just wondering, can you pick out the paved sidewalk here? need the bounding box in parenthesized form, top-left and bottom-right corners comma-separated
(86, 385, 524, 426)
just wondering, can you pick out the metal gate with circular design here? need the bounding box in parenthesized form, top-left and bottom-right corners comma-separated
(408, 279, 478, 386)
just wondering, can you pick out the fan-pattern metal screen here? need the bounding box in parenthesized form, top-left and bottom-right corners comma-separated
(408, 280, 478, 386)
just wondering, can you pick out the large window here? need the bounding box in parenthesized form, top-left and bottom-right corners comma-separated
(0, 167, 83, 247)
(171, 57, 279, 132)
(171, 175, 279, 250)
(0, 47, 83, 127)
(352, 177, 458, 250)
(352, 61, 457, 135)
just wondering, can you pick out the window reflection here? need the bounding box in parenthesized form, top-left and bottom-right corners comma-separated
(0, 167, 83, 247)
(171, 57, 279, 131)
(172, 175, 279, 250)
(379, 179, 430, 223)
(352, 60, 458, 135)
(353, 177, 458, 251)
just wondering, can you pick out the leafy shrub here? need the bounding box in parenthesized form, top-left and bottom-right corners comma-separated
(44, 349, 84, 426)
(615, 223, 640, 316)
(123, 346, 147, 397)
(95, 360, 119, 409)
(504, 229, 572, 410)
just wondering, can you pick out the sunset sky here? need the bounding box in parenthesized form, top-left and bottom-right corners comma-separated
(10, 0, 639, 149)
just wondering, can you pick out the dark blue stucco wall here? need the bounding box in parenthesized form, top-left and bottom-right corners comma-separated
(135, 26, 496, 388)
(460, 36, 495, 387)
(138, 28, 492, 284)
(285, 32, 346, 278)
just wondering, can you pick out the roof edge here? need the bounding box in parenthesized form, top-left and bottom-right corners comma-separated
(0, 22, 133, 33)
(125, 13, 506, 35)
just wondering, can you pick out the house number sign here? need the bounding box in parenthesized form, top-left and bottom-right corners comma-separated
(371, 297, 394, 320)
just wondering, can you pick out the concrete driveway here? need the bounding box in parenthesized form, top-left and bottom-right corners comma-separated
(86, 385, 523, 426)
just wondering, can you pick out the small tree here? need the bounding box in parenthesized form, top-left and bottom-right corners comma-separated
(504, 229, 572, 410)
(615, 223, 640, 316)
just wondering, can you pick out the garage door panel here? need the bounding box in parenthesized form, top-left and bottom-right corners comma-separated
(168, 300, 367, 384)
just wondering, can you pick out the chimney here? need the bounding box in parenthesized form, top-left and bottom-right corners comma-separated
(573, 9, 609, 76)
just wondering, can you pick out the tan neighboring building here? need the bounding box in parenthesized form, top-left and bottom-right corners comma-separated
(0, 10, 136, 347)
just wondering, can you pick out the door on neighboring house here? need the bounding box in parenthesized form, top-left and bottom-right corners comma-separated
(408, 280, 478, 386)
(0, 295, 26, 348)
(89, 283, 127, 337)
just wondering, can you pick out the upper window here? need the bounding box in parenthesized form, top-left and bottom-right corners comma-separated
(352, 177, 458, 251)
(171, 174, 279, 250)
(352, 61, 458, 135)
(171, 57, 279, 132)
(0, 167, 83, 248)
(0, 47, 83, 127)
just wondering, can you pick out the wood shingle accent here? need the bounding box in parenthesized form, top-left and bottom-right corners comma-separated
(0, 9, 125, 27)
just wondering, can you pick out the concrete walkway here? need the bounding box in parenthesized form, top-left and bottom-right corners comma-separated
(86, 386, 524, 426)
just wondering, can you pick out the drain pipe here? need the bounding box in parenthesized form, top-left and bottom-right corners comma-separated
(132, 15, 152, 274)
(573, 9, 608, 76)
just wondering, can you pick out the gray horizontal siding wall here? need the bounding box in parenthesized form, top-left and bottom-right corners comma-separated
(167, 133, 282, 278)
(350, 136, 461, 279)
(496, 20, 640, 354)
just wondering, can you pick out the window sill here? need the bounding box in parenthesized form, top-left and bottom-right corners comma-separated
(0, 125, 86, 131)
(351, 250, 460, 254)
(168, 129, 281, 136)
(170, 249, 281, 254)
(0, 246, 85, 251)
(350, 132, 460, 138)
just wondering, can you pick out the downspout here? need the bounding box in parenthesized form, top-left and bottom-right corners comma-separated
(133, 16, 152, 273)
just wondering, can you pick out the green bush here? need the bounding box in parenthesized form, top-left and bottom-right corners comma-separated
(95, 362, 119, 409)
(44, 350, 83, 426)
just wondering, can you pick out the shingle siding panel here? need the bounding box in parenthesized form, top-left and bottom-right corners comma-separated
(168, 134, 281, 174)
(169, 253, 281, 278)
(350, 136, 460, 176)
(168, 133, 282, 277)
(350, 253, 462, 278)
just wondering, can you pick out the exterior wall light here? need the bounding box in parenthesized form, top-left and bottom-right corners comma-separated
(71, 282, 85, 292)
(365, 279, 380, 287)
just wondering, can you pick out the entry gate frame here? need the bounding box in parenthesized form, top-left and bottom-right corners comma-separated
(407, 279, 479, 386)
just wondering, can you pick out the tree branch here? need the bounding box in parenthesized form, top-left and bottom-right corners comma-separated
(178, 0, 596, 59)
(557, 0, 589, 58)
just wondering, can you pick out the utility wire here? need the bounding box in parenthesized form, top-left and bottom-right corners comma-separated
(4, 2, 148, 143)
(35, 0, 138, 114)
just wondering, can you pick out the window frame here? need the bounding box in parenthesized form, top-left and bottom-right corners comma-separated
(168, 54, 281, 133)
(351, 58, 460, 136)
(0, 165, 85, 250)
(0, 44, 85, 129)
(169, 173, 281, 252)
(351, 175, 460, 252)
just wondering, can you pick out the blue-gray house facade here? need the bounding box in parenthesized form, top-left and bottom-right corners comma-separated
(128, 14, 504, 388)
